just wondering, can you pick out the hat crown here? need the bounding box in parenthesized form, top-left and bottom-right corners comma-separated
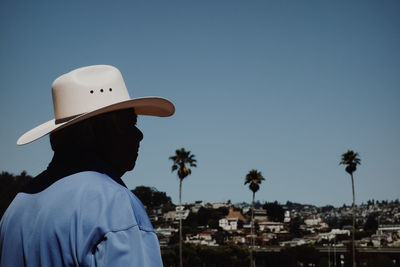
(52, 65, 131, 121)
(17, 64, 175, 145)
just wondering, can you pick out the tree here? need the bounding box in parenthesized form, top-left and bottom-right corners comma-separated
(320, 205, 334, 213)
(364, 213, 379, 235)
(161, 243, 249, 267)
(0, 171, 32, 219)
(281, 245, 320, 267)
(131, 186, 174, 216)
(184, 207, 228, 230)
(244, 169, 265, 267)
(263, 201, 284, 222)
(340, 149, 361, 267)
(169, 148, 197, 267)
(289, 216, 303, 237)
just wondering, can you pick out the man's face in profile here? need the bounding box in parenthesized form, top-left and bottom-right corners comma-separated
(119, 124, 143, 172)
(49, 108, 144, 176)
(105, 109, 143, 175)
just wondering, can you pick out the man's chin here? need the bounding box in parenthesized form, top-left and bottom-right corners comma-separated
(128, 163, 136, 171)
(127, 158, 138, 171)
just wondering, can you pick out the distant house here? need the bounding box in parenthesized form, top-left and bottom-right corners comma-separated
(155, 227, 178, 247)
(219, 207, 246, 231)
(212, 202, 231, 209)
(191, 200, 205, 213)
(175, 205, 190, 220)
(284, 210, 291, 223)
(304, 215, 329, 231)
(242, 207, 251, 215)
(243, 224, 251, 230)
(219, 218, 238, 231)
(304, 216, 322, 226)
(373, 225, 400, 247)
(318, 229, 350, 241)
(186, 232, 218, 246)
(371, 233, 392, 247)
(280, 238, 308, 247)
(377, 225, 400, 235)
(258, 221, 284, 233)
(254, 209, 268, 221)
(163, 211, 176, 222)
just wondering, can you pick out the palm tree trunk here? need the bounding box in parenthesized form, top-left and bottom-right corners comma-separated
(250, 191, 255, 267)
(351, 173, 356, 267)
(179, 178, 183, 267)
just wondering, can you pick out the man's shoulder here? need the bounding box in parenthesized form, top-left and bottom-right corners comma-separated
(15, 171, 153, 233)
(66, 171, 124, 188)
(66, 171, 154, 232)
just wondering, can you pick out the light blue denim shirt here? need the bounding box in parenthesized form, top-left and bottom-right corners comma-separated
(0, 168, 163, 267)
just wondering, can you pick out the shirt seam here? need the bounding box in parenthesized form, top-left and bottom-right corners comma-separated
(92, 224, 156, 255)
(106, 223, 155, 235)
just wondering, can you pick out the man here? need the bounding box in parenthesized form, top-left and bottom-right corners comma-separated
(0, 65, 175, 266)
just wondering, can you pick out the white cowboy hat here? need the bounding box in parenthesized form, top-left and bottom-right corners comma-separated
(17, 65, 175, 145)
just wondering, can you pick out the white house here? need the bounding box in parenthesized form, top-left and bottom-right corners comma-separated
(218, 207, 246, 231)
(219, 218, 238, 231)
(258, 221, 285, 233)
(284, 210, 291, 223)
(163, 211, 176, 222)
(175, 206, 190, 220)
(185, 233, 218, 246)
(304, 216, 322, 226)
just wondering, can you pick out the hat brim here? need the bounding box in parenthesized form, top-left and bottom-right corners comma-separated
(17, 97, 175, 145)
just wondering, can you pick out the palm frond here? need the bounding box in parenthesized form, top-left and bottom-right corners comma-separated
(244, 169, 265, 193)
(340, 150, 361, 175)
(170, 147, 197, 180)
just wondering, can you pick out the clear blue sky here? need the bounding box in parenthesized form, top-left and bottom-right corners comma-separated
(1, 0, 399, 207)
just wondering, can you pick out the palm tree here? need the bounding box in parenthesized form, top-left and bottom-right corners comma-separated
(244, 169, 265, 267)
(169, 148, 197, 267)
(340, 150, 361, 267)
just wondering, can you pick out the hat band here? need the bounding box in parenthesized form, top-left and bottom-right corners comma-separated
(55, 113, 83, 125)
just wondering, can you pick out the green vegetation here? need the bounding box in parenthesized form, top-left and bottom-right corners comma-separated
(0, 171, 32, 219)
(161, 243, 249, 267)
(363, 213, 379, 235)
(184, 207, 229, 234)
(132, 186, 175, 213)
(263, 201, 285, 222)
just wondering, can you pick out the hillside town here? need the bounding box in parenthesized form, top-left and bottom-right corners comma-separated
(147, 197, 400, 249)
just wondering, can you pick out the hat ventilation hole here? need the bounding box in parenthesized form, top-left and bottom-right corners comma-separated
(90, 90, 94, 94)
(109, 88, 112, 92)
(100, 89, 104, 93)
